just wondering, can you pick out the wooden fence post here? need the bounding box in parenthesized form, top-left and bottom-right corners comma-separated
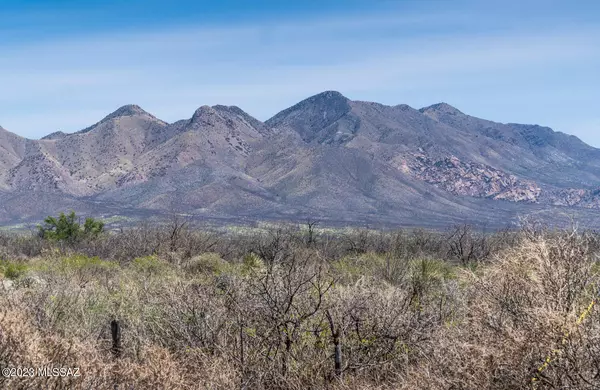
(326, 310, 343, 380)
(334, 336, 342, 379)
(111, 319, 122, 358)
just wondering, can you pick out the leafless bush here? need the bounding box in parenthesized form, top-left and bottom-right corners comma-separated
(0, 224, 599, 389)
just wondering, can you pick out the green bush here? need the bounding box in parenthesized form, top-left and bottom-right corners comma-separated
(0, 259, 29, 280)
(59, 254, 117, 273)
(242, 252, 264, 273)
(332, 252, 388, 283)
(38, 211, 104, 241)
(409, 258, 456, 284)
(185, 253, 229, 275)
(131, 255, 168, 276)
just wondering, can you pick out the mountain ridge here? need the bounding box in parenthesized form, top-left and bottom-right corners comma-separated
(1, 91, 599, 228)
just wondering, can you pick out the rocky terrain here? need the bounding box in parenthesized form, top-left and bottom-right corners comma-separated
(1, 91, 599, 228)
(401, 153, 542, 202)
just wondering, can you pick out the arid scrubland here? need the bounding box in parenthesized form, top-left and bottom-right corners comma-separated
(0, 221, 599, 389)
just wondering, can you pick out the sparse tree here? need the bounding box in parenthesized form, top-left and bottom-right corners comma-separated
(38, 211, 104, 241)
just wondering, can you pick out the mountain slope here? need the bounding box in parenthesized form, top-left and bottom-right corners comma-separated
(2, 92, 600, 228)
(114, 104, 269, 188)
(0, 126, 27, 189)
(420, 103, 600, 187)
(267, 92, 600, 205)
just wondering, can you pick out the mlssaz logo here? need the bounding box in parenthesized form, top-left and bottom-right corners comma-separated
(37, 366, 81, 378)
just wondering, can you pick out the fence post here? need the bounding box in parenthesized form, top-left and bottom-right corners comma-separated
(333, 333, 342, 379)
(326, 310, 343, 380)
(111, 319, 122, 358)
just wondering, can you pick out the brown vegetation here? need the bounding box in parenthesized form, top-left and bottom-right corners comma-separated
(0, 221, 598, 389)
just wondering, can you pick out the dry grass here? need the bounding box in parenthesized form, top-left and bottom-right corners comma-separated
(0, 224, 598, 389)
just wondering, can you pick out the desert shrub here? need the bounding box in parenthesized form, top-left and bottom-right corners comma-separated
(333, 252, 385, 282)
(184, 252, 229, 275)
(407, 228, 600, 390)
(59, 254, 116, 272)
(408, 258, 457, 302)
(46, 254, 119, 286)
(242, 252, 264, 270)
(38, 211, 104, 242)
(131, 254, 169, 276)
(446, 224, 492, 266)
(0, 259, 29, 280)
(1, 224, 599, 389)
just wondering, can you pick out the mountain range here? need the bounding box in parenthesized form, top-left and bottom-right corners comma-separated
(1, 91, 599, 228)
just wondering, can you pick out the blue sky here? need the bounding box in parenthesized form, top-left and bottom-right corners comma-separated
(1, 0, 599, 145)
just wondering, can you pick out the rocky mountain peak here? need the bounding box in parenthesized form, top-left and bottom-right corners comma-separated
(99, 104, 154, 123)
(265, 91, 352, 142)
(112, 104, 147, 117)
(312, 90, 347, 100)
(212, 104, 240, 113)
(267, 91, 350, 124)
(191, 105, 219, 123)
(419, 102, 464, 116)
(94, 104, 154, 122)
(394, 104, 413, 111)
(300, 91, 350, 110)
(76, 104, 164, 135)
(212, 105, 271, 135)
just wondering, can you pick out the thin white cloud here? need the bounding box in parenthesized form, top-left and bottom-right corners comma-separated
(0, 10, 598, 143)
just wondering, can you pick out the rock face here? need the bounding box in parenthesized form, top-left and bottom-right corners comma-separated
(402, 153, 541, 202)
(2, 92, 600, 228)
(542, 188, 600, 208)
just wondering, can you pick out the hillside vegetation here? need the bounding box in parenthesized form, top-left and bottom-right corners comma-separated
(0, 220, 598, 389)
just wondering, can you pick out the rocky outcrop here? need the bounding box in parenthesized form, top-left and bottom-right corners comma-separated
(400, 153, 541, 202)
(543, 188, 600, 208)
